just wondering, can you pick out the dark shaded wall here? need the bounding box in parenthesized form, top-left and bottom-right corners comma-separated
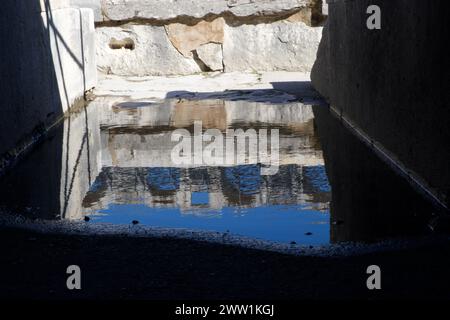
(311, 0, 450, 208)
(0, 1, 63, 169)
(0, 1, 96, 173)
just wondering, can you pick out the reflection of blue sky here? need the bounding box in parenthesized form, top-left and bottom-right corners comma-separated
(303, 166, 331, 193)
(85, 163, 331, 245)
(223, 165, 262, 195)
(144, 165, 330, 196)
(191, 192, 209, 205)
(89, 204, 330, 245)
(147, 168, 180, 191)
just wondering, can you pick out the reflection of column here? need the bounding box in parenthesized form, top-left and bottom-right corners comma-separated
(206, 167, 226, 210)
(313, 105, 435, 243)
(177, 168, 191, 209)
(0, 103, 101, 221)
(60, 105, 102, 220)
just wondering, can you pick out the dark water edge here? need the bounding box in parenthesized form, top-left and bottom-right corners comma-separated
(313, 106, 439, 243)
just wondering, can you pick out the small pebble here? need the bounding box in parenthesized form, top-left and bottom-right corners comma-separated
(84, 216, 90, 222)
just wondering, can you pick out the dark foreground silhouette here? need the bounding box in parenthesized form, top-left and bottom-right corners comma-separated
(1, 227, 450, 300)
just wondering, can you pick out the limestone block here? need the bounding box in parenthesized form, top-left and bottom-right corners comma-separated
(70, 0, 103, 21)
(42, 8, 97, 111)
(38, 0, 71, 12)
(196, 43, 224, 71)
(223, 21, 322, 73)
(80, 8, 98, 90)
(96, 25, 202, 76)
(165, 18, 225, 58)
(286, 8, 313, 25)
(101, 0, 311, 21)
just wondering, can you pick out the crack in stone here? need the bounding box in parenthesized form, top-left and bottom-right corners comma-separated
(95, 8, 323, 28)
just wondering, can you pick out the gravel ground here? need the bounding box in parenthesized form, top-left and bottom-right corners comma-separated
(1, 227, 450, 300)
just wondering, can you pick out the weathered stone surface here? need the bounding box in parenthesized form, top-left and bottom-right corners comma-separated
(165, 18, 225, 58)
(96, 19, 321, 76)
(196, 43, 224, 71)
(42, 8, 97, 108)
(286, 8, 313, 24)
(80, 8, 98, 91)
(96, 25, 202, 76)
(41, 0, 321, 23)
(94, 0, 324, 76)
(223, 21, 322, 72)
(101, 0, 311, 21)
(38, 0, 71, 12)
(94, 72, 316, 101)
(39, 0, 102, 20)
(70, 0, 103, 21)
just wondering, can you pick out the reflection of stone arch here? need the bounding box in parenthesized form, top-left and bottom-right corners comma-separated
(147, 167, 180, 195)
(221, 164, 262, 206)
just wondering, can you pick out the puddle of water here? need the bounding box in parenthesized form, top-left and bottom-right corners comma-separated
(83, 165, 330, 245)
(0, 89, 438, 246)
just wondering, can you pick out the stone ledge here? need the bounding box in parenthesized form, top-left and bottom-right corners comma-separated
(100, 0, 313, 22)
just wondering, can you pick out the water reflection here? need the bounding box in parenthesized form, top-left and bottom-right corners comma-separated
(0, 92, 437, 245)
(313, 106, 435, 243)
(83, 165, 329, 213)
(0, 106, 101, 220)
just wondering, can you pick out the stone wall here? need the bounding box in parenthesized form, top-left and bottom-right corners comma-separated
(311, 0, 450, 209)
(94, 0, 326, 76)
(0, 0, 97, 171)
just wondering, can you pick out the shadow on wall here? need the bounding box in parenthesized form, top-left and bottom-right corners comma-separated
(311, 0, 450, 209)
(0, 0, 92, 173)
(0, 1, 99, 219)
